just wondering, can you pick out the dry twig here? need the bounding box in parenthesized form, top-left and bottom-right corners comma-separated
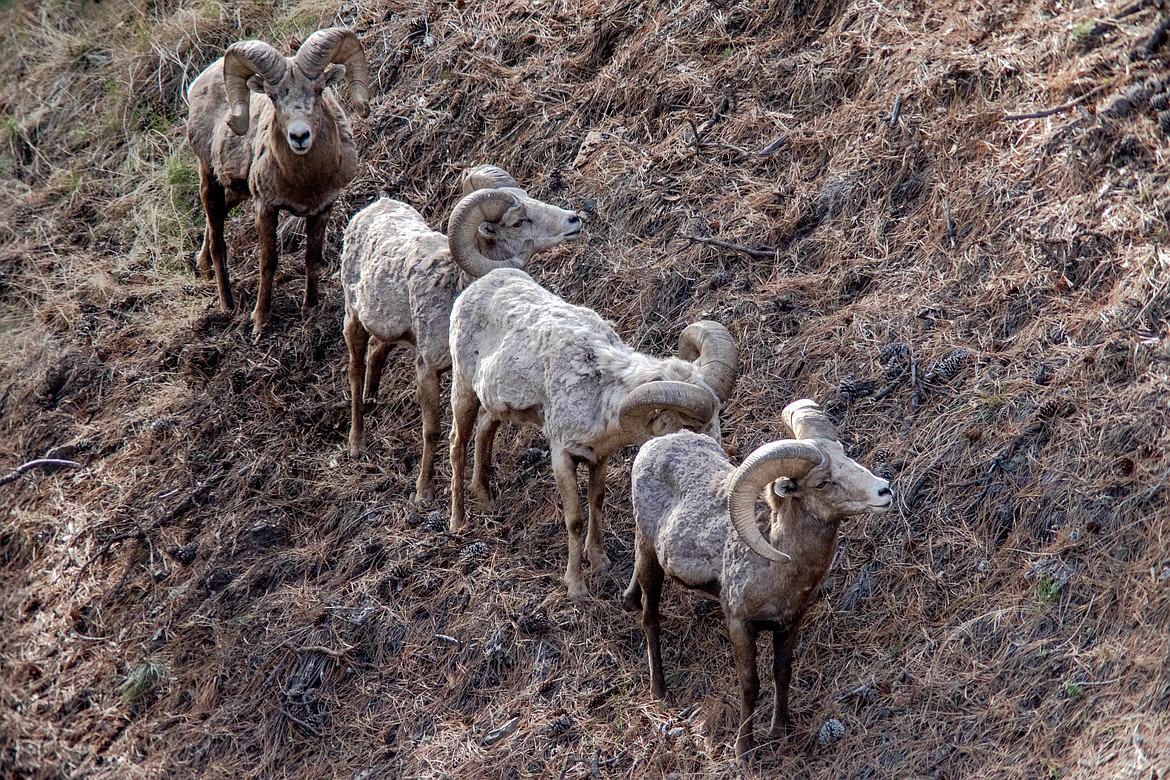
(0, 458, 82, 486)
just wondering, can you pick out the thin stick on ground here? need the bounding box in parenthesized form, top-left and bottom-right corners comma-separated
(681, 234, 778, 259)
(1003, 85, 1106, 120)
(0, 459, 82, 486)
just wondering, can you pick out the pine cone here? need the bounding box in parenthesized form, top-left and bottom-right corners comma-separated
(547, 714, 574, 736)
(517, 610, 551, 635)
(818, 718, 846, 746)
(926, 348, 970, 383)
(879, 343, 911, 379)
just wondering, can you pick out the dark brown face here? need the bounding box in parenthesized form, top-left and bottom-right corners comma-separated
(250, 63, 344, 154)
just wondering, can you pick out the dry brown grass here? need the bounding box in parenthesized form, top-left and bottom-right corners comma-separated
(2, 0, 1169, 778)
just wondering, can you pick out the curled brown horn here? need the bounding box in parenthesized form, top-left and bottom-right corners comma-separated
(727, 440, 825, 562)
(461, 165, 522, 196)
(446, 188, 527, 278)
(222, 40, 287, 136)
(294, 27, 370, 116)
(677, 320, 738, 402)
(618, 381, 717, 442)
(782, 399, 839, 442)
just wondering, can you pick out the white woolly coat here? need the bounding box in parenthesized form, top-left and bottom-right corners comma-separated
(342, 198, 469, 368)
(632, 430, 832, 626)
(449, 268, 720, 462)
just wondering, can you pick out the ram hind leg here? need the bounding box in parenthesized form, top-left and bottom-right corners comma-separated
(345, 313, 370, 457)
(448, 379, 481, 533)
(551, 448, 589, 600)
(197, 163, 233, 310)
(302, 208, 329, 311)
(195, 225, 213, 279)
(414, 357, 441, 504)
(251, 203, 280, 339)
(471, 414, 500, 508)
(636, 551, 667, 699)
(584, 456, 611, 574)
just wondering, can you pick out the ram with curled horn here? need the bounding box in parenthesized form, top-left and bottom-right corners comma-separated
(340, 165, 581, 503)
(447, 268, 739, 600)
(623, 399, 894, 761)
(186, 27, 371, 338)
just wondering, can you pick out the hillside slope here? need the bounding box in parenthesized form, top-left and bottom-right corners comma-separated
(2, 0, 1169, 778)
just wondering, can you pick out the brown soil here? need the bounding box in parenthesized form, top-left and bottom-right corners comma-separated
(2, 0, 1169, 778)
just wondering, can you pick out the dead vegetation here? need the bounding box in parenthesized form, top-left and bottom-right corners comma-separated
(1, 0, 1168, 778)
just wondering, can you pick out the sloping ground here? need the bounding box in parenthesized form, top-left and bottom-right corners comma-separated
(1, 0, 1169, 777)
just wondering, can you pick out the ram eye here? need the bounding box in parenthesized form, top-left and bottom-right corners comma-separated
(813, 479, 831, 489)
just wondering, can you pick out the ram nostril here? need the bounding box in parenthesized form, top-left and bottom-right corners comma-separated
(568, 214, 582, 225)
(289, 130, 311, 146)
(878, 486, 893, 498)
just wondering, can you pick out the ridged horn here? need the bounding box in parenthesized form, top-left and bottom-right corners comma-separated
(461, 165, 521, 196)
(727, 440, 825, 562)
(294, 27, 370, 116)
(618, 381, 717, 441)
(782, 399, 839, 442)
(447, 188, 527, 278)
(222, 40, 287, 136)
(677, 320, 738, 402)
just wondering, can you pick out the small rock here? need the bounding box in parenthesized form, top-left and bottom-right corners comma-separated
(483, 716, 521, 746)
(248, 521, 286, 548)
(818, 718, 846, 746)
(149, 417, 179, 434)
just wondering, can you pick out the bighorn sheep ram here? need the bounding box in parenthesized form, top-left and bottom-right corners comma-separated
(341, 165, 582, 502)
(623, 400, 893, 760)
(448, 268, 739, 599)
(186, 28, 370, 338)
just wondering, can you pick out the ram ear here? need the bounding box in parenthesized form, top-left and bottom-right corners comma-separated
(323, 63, 346, 89)
(246, 75, 267, 94)
(772, 478, 798, 498)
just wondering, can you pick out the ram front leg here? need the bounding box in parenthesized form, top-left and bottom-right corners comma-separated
(584, 456, 611, 574)
(551, 448, 589, 600)
(471, 413, 500, 508)
(768, 628, 797, 741)
(364, 339, 392, 401)
(728, 616, 760, 761)
(251, 203, 280, 339)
